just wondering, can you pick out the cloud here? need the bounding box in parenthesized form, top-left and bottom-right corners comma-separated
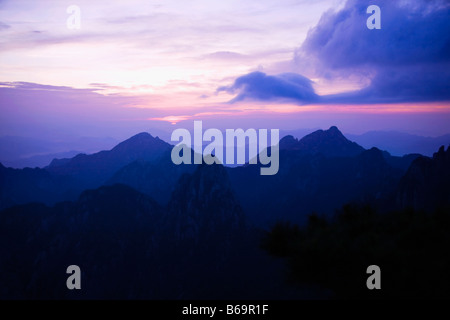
(0, 21, 10, 30)
(222, 66, 450, 105)
(329, 66, 450, 104)
(0, 81, 94, 92)
(217, 71, 318, 104)
(222, 0, 450, 105)
(0, 30, 109, 51)
(294, 0, 450, 103)
(203, 51, 248, 61)
(299, 0, 450, 70)
(0, 82, 167, 138)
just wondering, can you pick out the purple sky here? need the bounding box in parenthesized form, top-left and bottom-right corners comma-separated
(1, 0, 449, 144)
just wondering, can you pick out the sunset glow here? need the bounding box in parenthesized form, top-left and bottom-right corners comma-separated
(1, 0, 449, 141)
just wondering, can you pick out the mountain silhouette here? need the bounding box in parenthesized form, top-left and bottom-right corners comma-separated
(382, 151, 421, 172)
(347, 131, 450, 157)
(47, 132, 171, 188)
(107, 149, 197, 205)
(0, 165, 289, 299)
(397, 145, 450, 211)
(0, 163, 77, 210)
(165, 162, 245, 248)
(0, 183, 163, 299)
(0, 133, 171, 210)
(1, 127, 449, 299)
(279, 126, 365, 157)
(0, 126, 424, 222)
(229, 127, 403, 226)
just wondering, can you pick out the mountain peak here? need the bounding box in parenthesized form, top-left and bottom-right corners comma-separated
(109, 131, 171, 157)
(328, 125, 340, 132)
(46, 131, 172, 187)
(112, 132, 161, 149)
(318, 126, 344, 137)
(280, 126, 365, 157)
(279, 135, 299, 150)
(304, 126, 345, 140)
(327, 126, 346, 138)
(434, 145, 449, 159)
(132, 132, 152, 139)
(398, 145, 450, 211)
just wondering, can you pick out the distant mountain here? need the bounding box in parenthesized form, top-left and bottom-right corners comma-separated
(0, 126, 413, 225)
(280, 128, 321, 140)
(0, 135, 118, 168)
(346, 131, 450, 157)
(0, 127, 435, 222)
(280, 126, 419, 172)
(108, 127, 368, 213)
(0, 132, 172, 210)
(229, 127, 403, 227)
(47, 132, 171, 188)
(397, 145, 450, 211)
(280, 126, 365, 157)
(1, 151, 81, 169)
(0, 136, 54, 163)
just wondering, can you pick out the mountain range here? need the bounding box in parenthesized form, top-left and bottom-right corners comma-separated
(3, 129, 449, 168)
(0, 127, 442, 218)
(0, 135, 118, 168)
(346, 131, 450, 157)
(1, 126, 449, 299)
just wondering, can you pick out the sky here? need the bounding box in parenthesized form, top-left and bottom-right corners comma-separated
(0, 0, 450, 144)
